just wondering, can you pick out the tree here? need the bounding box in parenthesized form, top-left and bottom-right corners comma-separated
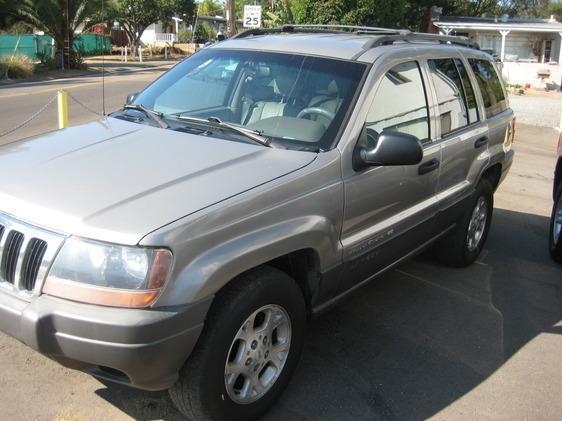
(197, 0, 225, 16)
(547, 2, 562, 20)
(108, 0, 195, 56)
(262, 0, 294, 27)
(11, 0, 104, 69)
(343, 0, 409, 27)
(293, 0, 513, 32)
(505, 0, 550, 18)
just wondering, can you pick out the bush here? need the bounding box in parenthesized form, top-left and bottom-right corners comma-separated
(177, 28, 193, 43)
(0, 54, 34, 79)
(36, 51, 57, 70)
(196, 23, 217, 43)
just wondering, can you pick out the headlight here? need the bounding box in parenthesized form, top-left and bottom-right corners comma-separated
(43, 237, 173, 308)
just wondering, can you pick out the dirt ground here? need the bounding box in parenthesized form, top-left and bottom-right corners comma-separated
(0, 124, 561, 420)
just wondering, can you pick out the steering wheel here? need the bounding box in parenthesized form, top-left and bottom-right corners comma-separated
(297, 107, 336, 121)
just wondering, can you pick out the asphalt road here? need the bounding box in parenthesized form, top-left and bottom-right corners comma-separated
(0, 67, 169, 145)
(0, 72, 561, 420)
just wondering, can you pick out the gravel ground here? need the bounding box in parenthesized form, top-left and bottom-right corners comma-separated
(509, 91, 562, 128)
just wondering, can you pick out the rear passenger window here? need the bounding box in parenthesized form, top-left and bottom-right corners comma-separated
(468, 58, 507, 118)
(366, 61, 429, 143)
(454, 58, 479, 124)
(428, 59, 469, 136)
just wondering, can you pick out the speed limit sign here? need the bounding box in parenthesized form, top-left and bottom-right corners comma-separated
(243, 5, 262, 28)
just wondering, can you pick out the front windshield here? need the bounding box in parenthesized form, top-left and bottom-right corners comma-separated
(132, 49, 366, 150)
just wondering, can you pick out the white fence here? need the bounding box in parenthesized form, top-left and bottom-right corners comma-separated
(154, 33, 177, 43)
(141, 32, 177, 45)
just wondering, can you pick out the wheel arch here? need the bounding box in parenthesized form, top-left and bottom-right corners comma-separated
(160, 215, 341, 308)
(480, 162, 502, 192)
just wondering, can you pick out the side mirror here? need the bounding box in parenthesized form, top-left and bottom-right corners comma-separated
(125, 92, 139, 105)
(353, 127, 423, 171)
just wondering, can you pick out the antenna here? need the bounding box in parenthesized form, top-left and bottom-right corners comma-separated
(102, 0, 106, 116)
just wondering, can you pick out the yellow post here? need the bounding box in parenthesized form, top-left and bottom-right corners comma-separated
(57, 90, 69, 129)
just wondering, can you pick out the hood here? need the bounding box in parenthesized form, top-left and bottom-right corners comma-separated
(0, 118, 316, 244)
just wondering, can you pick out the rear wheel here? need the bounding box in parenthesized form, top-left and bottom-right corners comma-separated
(169, 266, 306, 421)
(549, 186, 562, 263)
(435, 179, 493, 267)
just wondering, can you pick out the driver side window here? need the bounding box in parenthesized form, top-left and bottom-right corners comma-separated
(366, 61, 430, 145)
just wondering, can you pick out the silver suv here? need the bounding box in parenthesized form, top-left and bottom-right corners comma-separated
(0, 26, 514, 420)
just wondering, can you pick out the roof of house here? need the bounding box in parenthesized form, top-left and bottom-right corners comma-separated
(434, 16, 562, 32)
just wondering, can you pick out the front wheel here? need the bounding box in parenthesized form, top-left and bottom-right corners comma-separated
(169, 266, 306, 421)
(435, 179, 494, 267)
(549, 186, 562, 263)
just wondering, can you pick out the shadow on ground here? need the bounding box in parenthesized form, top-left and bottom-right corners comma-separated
(94, 207, 562, 420)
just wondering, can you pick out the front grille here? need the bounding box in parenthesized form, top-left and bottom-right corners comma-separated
(21, 238, 48, 291)
(0, 214, 64, 296)
(1, 231, 24, 284)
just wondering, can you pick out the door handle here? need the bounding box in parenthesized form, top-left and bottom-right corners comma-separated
(418, 158, 440, 175)
(474, 136, 489, 148)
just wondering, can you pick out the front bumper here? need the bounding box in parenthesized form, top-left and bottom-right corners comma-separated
(0, 291, 212, 390)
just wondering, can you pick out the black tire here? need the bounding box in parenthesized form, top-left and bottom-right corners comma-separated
(549, 185, 562, 263)
(435, 179, 494, 267)
(169, 266, 306, 421)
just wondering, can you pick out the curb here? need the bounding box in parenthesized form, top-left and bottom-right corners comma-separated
(0, 62, 177, 87)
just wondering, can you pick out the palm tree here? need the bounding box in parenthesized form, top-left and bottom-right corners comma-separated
(10, 0, 103, 69)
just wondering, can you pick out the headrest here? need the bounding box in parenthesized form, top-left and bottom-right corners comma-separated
(273, 73, 296, 96)
(255, 65, 270, 78)
(327, 80, 339, 95)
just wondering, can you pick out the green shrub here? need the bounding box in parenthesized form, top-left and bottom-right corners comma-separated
(36, 51, 57, 70)
(177, 28, 193, 43)
(0, 54, 34, 79)
(196, 23, 217, 43)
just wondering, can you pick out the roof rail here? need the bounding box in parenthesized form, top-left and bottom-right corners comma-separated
(231, 26, 480, 51)
(364, 32, 480, 49)
(279, 24, 404, 33)
(232, 24, 408, 39)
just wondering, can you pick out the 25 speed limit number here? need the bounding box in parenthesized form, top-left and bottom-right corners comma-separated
(243, 5, 262, 28)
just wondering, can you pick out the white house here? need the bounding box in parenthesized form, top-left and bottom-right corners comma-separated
(433, 16, 562, 87)
(141, 22, 178, 45)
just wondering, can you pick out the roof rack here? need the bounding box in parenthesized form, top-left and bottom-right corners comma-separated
(232, 24, 406, 39)
(279, 24, 404, 33)
(363, 32, 480, 49)
(232, 25, 480, 51)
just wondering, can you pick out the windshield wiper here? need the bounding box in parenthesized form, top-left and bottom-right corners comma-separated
(123, 104, 169, 129)
(174, 115, 271, 147)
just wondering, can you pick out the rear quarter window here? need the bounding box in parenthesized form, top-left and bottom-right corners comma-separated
(468, 58, 507, 118)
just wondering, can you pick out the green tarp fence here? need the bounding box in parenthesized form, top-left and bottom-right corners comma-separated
(0, 34, 111, 60)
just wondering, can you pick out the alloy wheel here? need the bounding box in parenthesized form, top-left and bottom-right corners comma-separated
(466, 196, 488, 252)
(224, 304, 292, 404)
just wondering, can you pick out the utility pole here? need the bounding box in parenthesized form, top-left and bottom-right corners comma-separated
(227, 0, 236, 38)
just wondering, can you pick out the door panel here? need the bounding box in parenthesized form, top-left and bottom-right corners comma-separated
(340, 60, 441, 291)
(467, 58, 514, 170)
(427, 57, 490, 221)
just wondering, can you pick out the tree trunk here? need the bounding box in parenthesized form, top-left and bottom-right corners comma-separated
(62, 0, 70, 69)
